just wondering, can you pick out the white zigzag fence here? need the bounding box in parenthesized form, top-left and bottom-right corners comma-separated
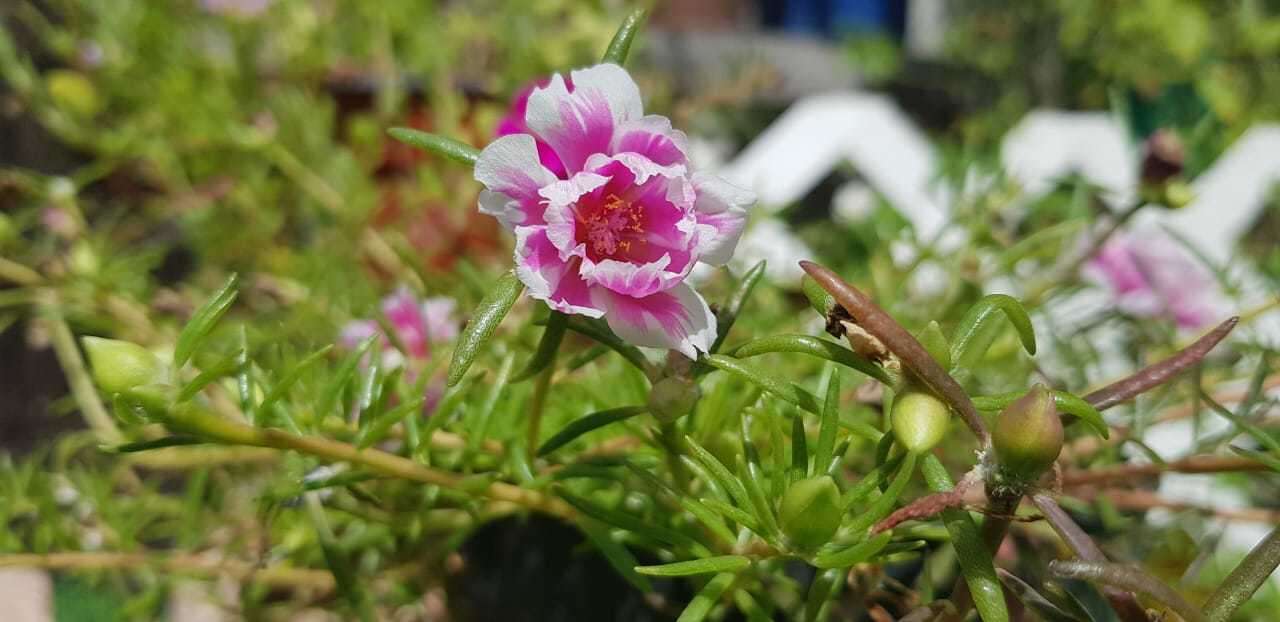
(714, 93, 1280, 553)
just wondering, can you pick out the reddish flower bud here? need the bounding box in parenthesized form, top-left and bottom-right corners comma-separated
(991, 384, 1063, 486)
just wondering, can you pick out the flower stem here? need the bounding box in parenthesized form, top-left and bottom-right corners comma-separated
(165, 404, 576, 519)
(1031, 494, 1149, 622)
(527, 361, 555, 463)
(0, 552, 336, 592)
(40, 292, 124, 444)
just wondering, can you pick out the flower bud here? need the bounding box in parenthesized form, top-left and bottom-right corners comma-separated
(1139, 130, 1191, 209)
(778, 475, 842, 551)
(1140, 130, 1185, 188)
(81, 336, 167, 394)
(891, 390, 950, 453)
(992, 384, 1062, 485)
(45, 69, 102, 118)
(646, 375, 700, 423)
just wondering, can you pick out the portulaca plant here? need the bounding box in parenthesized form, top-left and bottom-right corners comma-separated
(22, 9, 1279, 622)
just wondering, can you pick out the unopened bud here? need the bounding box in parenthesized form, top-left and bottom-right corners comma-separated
(81, 336, 167, 394)
(1139, 130, 1191, 209)
(992, 384, 1062, 485)
(779, 475, 842, 551)
(1140, 130, 1185, 187)
(891, 390, 950, 453)
(647, 375, 700, 423)
(1162, 180, 1194, 209)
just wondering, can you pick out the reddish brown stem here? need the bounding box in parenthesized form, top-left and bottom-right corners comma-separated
(1085, 317, 1238, 411)
(1031, 494, 1150, 622)
(1061, 455, 1268, 487)
(799, 261, 988, 444)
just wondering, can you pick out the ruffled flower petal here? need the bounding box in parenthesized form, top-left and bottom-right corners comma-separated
(475, 134, 558, 228)
(691, 172, 753, 266)
(611, 115, 689, 167)
(525, 64, 642, 174)
(594, 281, 716, 359)
(514, 225, 605, 317)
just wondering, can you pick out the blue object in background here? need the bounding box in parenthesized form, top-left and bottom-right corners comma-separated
(762, 0, 906, 39)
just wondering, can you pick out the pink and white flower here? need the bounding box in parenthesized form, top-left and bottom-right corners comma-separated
(476, 64, 754, 358)
(495, 76, 574, 179)
(1084, 229, 1220, 330)
(340, 287, 458, 370)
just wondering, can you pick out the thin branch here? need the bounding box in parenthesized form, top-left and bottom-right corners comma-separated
(0, 552, 335, 592)
(164, 405, 576, 519)
(1073, 489, 1280, 523)
(1031, 494, 1149, 622)
(799, 261, 988, 444)
(40, 292, 124, 444)
(874, 468, 983, 533)
(1061, 455, 1269, 487)
(1202, 523, 1280, 622)
(1085, 317, 1238, 411)
(1049, 560, 1202, 622)
(1066, 373, 1280, 458)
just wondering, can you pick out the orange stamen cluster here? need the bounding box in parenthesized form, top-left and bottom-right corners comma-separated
(583, 193, 644, 258)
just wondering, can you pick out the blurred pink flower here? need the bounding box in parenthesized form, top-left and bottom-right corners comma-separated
(1084, 230, 1219, 330)
(495, 76, 574, 179)
(200, 0, 272, 18)
(339, 288, 457, 417)
(476, 64, 754, 358)
(340, 287, 458, 367)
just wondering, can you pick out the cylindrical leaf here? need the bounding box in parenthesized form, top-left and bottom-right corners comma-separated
(511, 311, 567, 382)
(636, 555, 750, 577)
(537, 406, 648, 456)
(704, 354, 822, 414)
(729, 334, 893, 385)
(812, 531, 892, 569)
(602, 9, 648, 65)
(711, 260, 766, 353)
(387, 128, 479, 166)
(949, 294, 1037, 370)
(447, 271, 523, 386)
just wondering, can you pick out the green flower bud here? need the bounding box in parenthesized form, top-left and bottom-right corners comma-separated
(45, 69, 102, 118)
(81, 336, 167, 394)
(1162, 179, 1194, 209)
(646, 375, 700, 423)
(891, 390, 950, 453)
(778, 475, 842, 551)
(992, 384, 1062, 485)
(69, 241, 99, 276)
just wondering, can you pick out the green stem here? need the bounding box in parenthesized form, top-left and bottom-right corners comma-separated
(164, 404, 576, 519)
(661, 422, 691, 492)
(527, 361, 555, 463)
(42, 292, 124, 444)
(1202, 523, 1280, 622)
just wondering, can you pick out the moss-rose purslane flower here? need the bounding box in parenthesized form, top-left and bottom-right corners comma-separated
(1084, 230, 1218, 330)
(476, 63, 755, 358)
(340, 287, 458, 370)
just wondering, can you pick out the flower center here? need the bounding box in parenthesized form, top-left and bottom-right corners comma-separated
(582, 193, 644, 258)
